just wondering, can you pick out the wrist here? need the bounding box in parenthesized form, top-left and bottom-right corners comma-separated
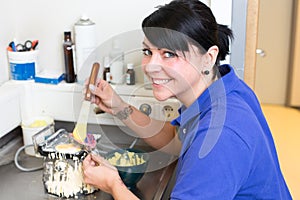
(111, 177, 139, 200)
(111, 177, 125, 193)
(114, 105, 133, 120)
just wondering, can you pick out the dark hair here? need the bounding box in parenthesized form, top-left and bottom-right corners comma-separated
(142, 0, 233, 66)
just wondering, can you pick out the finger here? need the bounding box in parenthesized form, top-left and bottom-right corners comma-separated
(91, 154, 115, 170)
(82, 87, 87, 95)
(95, 78, 101, 86)
(93, 155, 117, 171)
(82, 167, 94, 185)
(89, 84, 96, 93)
(84, 154, 92, 162)
(89, 84, 103, 102)
(97, 102, 113, 114)
(83, 154, 92, 169)
(83, 154, 98, 168)
(90, 95, 96, 104)
(95, 79, 110, 92)
(90, 154, 105, 164)
(85, 78, 89, 84)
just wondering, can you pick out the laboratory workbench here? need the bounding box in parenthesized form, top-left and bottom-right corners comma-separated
(0, 150, 176, 200)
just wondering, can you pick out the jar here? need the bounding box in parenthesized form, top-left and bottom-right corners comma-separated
(37, 129, 98, 198)
(126, 63, 135, 85)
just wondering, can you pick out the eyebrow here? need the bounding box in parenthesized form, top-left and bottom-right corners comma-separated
(142, 42, 162, 50)
(142, 42, 149, 47)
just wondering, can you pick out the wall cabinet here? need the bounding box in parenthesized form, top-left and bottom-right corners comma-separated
(0, 83, 21, 138)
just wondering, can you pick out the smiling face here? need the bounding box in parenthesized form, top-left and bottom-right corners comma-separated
(142, 38, 214, 107)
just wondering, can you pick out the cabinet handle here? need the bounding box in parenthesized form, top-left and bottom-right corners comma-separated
(256, 48, 266, 57)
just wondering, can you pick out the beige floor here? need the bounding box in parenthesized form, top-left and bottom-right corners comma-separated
(261, 104, 300, 199)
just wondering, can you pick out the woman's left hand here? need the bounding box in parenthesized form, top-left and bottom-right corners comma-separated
(82, 154, 120, 194)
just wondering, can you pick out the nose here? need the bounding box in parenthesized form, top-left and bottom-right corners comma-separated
(143, 54, 163, 73)
(144, 63, 163, 73)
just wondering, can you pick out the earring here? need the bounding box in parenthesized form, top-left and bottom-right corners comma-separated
(202, 70, 210, 75)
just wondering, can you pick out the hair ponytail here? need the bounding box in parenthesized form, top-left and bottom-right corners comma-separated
(217, 24, 234, 62)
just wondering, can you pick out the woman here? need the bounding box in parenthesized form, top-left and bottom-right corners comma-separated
(82, 0, 292, 199)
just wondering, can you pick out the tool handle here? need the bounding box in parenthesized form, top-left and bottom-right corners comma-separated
(31, 40, 39, 50)
(85, 62, 100, 101)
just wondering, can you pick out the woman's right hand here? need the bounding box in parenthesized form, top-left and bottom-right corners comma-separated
(88, 79, 128, 115)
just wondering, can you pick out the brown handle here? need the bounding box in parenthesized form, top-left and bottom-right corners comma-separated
(85, 62, 100, 101)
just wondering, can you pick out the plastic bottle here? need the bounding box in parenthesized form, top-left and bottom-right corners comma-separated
(109, 39, 124, 84)
(63, 31, 76, 83)
(103, 56, 111, 83)
(74, 15, 97, 84)
(126, 63, 135, 85)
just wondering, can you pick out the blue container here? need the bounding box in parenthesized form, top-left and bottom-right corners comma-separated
(10, 62, 35, 80)
(7, 50, 38, 80)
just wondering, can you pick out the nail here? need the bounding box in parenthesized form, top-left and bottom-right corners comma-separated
(89, 84, 95, 92)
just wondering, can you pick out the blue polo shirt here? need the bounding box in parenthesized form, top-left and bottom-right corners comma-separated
(170, 65, 292, 199)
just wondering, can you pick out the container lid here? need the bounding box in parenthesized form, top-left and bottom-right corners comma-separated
(64, 31, 71, 36)
(75, 15, 95, 26)
(127, 63, 134, 69)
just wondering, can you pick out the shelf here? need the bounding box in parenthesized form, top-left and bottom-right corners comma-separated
(5, 80, 154, 96)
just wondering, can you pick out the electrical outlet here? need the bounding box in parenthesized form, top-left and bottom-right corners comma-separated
(163, 105, 176, 120)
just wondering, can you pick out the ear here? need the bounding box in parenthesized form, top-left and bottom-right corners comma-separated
(205, 45, 219, 68)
